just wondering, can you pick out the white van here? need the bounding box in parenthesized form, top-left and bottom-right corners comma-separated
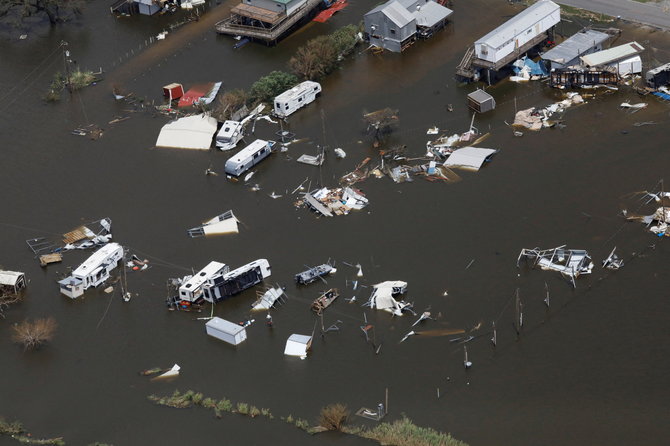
(273, 81, 322, 118)
(224, 139, 275, 176)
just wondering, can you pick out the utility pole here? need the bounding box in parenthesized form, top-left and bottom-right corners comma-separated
(61, 41, 72, 95)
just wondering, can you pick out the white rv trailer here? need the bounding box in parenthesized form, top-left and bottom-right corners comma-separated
(205, 317, 247, 346)
(58, 243, 124, 298)
(224, 139, 275, 177)
(474, 0, 560, 64)
(273, 81, 322, 118)
(203, 259, 271, 303)
(215, 120, 245, 151)
(178, 261, 228, 303)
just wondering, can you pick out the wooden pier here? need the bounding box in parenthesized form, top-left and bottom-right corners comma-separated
(215, 0, 323, 44)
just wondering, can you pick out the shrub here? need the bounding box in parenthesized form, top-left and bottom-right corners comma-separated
(249, 71, 298, 104)
(235, 402, 249, 415)
(216, 398, 233, 413)
(319, 403, 349, 431)
(361, 416, 468, 446)
(248, 406, 261, 418)
(294, 418, 310, 430)
(11, 317, 57, 350)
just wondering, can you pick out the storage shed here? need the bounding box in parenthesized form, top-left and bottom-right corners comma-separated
(541, 29, 609, 70)
(467, 89, 496, 113)
(163, 83, 184, 101)
(0, 270, 26, 295)
(284, 334, 312, 358)
(474, 0, 560, 64)
(206, 317, 247, 346)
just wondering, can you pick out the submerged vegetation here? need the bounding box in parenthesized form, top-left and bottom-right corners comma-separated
(0, 416, 65, 445)
(11, 317, 57, 350)
(148, 391, 466, 445)
(45, 69, 96, 102)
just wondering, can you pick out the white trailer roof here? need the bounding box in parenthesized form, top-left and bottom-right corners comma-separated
(206, 317, 246, 336)
(0, 270, 24, 286)
(72, 243, 122, 277)
(476, 0, 559, 49)
(228, 139, 270, 165)
(156, 114, 218, 150)
(443, 147, 497, 171)
(274, 81, 321, 103)
(581, 41, 644, 67)
(541, 29, 609, 64)
(181, 261, 227, 291)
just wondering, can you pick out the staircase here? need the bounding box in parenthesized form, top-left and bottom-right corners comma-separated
(456, 46, 475, 80)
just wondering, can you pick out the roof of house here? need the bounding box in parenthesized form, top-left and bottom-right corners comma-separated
(367, 0, 451, 28)
(542, 29, 610, 64)
(412, 1, 453, 28)
(476, 0, 560, 49)
(581, 41, 645, 66)
(467, 89, 494, 104)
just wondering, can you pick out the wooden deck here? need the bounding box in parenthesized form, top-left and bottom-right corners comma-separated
(215, 0, 323, 43)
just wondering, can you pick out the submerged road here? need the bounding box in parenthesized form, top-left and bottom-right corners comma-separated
(558, 0, 670, 30)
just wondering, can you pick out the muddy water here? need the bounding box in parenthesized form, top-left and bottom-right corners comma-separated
(1, 1, 670, 445)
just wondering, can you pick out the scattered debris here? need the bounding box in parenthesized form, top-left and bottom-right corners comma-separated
(206, 316, 247, 345)
(513, 92, 584, 131)
(298, 187, 369, 217)
(334, 148, 347, 159)
(463, 346, 472, 369)
(251, 285, 287, 311)
(152, 364, 181, 380)
(620, 102, 647, 113)
(364, 281, 414, 316)
(311, 288, 339, 315)
(71, 124, 103, 139)
(297, 151, 325, 166)
(518, 246, 594, 286)
(602, 247, 624, 270)
(426, 126, 439, 135)
(187, 210, 239, 237)
(39, 253, 63, 267)
(411, 311, 433, 327)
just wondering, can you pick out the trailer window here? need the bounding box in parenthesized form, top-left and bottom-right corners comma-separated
(298, 97, 302, 102)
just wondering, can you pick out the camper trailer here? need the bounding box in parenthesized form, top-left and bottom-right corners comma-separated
(215, 120, 245, 151)
(203, 259, 272, 303)
(224, 139, 275, 176)
(206, 317, 247, 346)
(178, 261, 229, 303)
(58, 243, 124, 298)
(273, 81, 321, 118)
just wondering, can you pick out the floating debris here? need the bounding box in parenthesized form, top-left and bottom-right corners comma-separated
(518, 246, 594, 287)
(602, 247, 624, 270)
(513, 93, 584, 131)
(298, 186, 368, 217)
(187, 211, 239, 237)
(311, 288, 339, 315)
(251, 285, 286, 311)
(364, 281, 413, 316)
(334, 148, 347, 159)
(152, 364, 181, 380)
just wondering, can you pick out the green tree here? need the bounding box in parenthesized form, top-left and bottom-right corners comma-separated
(249, 71, 298, 104)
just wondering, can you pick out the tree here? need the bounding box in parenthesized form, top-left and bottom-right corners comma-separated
(0, 0, 83, 26)
(249, 71, 298, 104)
(213, 89, 249, 121)
(11, 317, 57, 350)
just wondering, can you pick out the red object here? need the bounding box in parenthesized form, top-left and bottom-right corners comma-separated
(178, 83, 213, 108)
(163, 83, 184, 101)
(313, 0, 348, 23)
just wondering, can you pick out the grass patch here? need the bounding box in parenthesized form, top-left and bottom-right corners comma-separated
(44, 69, 97, 102)
(354, 415, 468, 446)
(0, 416, 65, 445)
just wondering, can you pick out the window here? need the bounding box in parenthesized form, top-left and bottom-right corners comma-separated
(390, 29, 396, 35)
(298, 97, 302, 102)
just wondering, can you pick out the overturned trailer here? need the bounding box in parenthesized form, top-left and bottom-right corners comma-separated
(203, 259, 271, 302)
(517, 245, 593, 287)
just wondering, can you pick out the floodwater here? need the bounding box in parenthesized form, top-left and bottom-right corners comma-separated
(1, 1, 670, 445)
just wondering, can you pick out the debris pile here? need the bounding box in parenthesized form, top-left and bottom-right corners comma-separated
(298, 187, 369, 217)
(513, 92, 584, 130)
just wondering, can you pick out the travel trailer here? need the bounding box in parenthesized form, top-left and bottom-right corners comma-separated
(224, 139, 275, 177)
(58, 243, 124, 298)
(203, 259, 272, 302)
(215, 120, 244, 151)
(178, 261, 229, 303)
(273, 81, 321, 118)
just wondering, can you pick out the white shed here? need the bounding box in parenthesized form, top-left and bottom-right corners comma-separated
(206, 317, 247, 345)
(475, 0, 560, 64)
(284, 334, 312, 358)
(155, 114, 218, 150)
(0, 270, 26, 295)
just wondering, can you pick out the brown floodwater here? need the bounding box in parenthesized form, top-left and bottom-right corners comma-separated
(1, 1, 670, 445)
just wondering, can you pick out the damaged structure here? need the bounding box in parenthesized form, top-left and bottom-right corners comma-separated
(364, 281, 413, 316)
(456, 0, 560, 82)
(155, 114, 218, 150)
(541, 29, 610, 70)
(300, 187, 369, 217)
(58, 242, 124, 298)
(517, 246, 594, 286)
(581, 41, 644, 76)
(206, 317, 248, 346)
(187, 211, 240, 237)
(363, 0, 454, 53)
(0, 270, 27, 296)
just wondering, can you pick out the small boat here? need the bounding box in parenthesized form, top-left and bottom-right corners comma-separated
(233, 38, 250, 49)
(311, 288, 339, 315)
(295, 263, 335, 285)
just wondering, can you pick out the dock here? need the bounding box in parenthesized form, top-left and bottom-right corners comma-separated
(303, 193, 333, 217)
(215, 0, 323, 44)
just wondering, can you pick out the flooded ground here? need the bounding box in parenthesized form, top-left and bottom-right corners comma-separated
(1, 1, 670, 445)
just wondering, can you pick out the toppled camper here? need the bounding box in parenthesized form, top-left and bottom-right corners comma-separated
(203, 259, 272, 302)
(295, 263, 335, 285)
(273, 81, 321, 118)
(364, 281, 413, 316)
(177, 261, 229, 303)
(224, 139, 275, 177)
(58, 242, 124, 298)
(517, 246, 594, 286)
(206, 316, 247, 346)
(216, 120, 245, 151)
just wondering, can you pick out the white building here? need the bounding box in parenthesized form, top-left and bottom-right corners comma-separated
(59, 243, 124, 298)
(581, 41, 645, 76)
(206, 317, 247, 345)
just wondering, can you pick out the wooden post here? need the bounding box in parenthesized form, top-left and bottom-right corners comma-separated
(385, 387, 389, 415)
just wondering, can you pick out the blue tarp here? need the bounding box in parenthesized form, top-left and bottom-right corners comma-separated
(652, 91, 670, 101)
(512, 56, 549, 77)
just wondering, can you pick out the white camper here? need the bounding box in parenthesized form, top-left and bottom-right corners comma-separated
(215, 120, 245, 151)
(273, 81, 322, 118)
(178, 261, 228, 303)
(58, 243, 124, 298)
(203, 259, 271, 303)
(224, 139, 275, 177)
(206, 317, 247, 345)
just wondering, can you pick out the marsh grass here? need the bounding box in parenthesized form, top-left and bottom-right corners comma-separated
(0, 416, 65, 445)
(356, 416, 468, 446)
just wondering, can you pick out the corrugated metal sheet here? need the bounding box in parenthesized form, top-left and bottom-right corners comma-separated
(581, 41, 644, 67)
(542, 30, 609, 64)
(383, 1, 414, 28)
(413, 1, 452, 28)
(476, 0, 559, 49)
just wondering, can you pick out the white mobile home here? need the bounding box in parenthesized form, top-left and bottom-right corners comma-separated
(205, 317, 247, 345)
(178, 261, 228, 303)
(215, 120, 245, 151)
(475, 0, 560, 64)
(203, 259, 271, 302)
(224, 139, 275, 176)
(273, 81, 321, 118)
(58, 243, 124, 298)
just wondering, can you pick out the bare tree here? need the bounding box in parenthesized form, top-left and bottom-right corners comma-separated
(11, 317, 57, 350)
